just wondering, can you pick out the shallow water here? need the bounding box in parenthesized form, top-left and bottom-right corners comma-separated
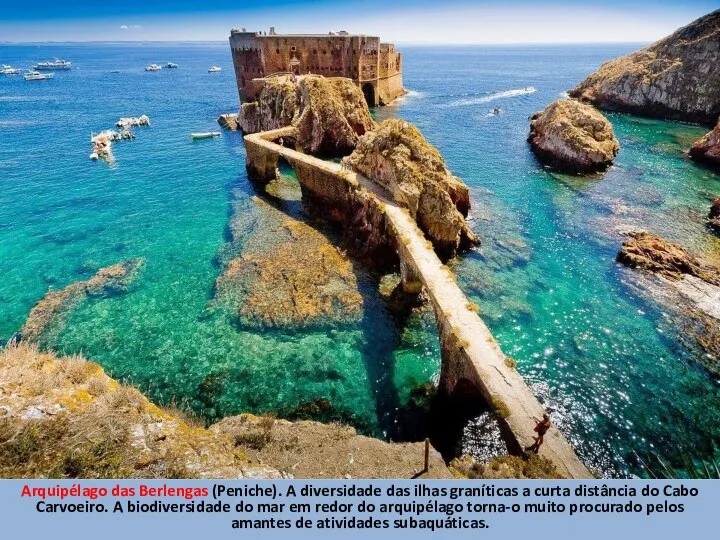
(1, 43, 719, 477)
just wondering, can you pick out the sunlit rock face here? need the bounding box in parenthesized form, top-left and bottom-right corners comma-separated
(528, 99, 619, 174)
(342, 118, 478, 258)
(569, 9, 720, 126)
(238, 75, 375, 155)
(690, 117, 720, 168)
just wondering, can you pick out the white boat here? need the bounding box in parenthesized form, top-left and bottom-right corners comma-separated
(208, 66, 222, 73)
(23, 71, 54, 81)
(145, 64, 162, 72)
(165, 62, 178, 69)
(34, 59, 71, 70)
(191, 132, 221, 140)
(1, 64, 20, 75)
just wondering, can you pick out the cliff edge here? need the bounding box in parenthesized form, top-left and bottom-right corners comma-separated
(569, 9, 720, 126)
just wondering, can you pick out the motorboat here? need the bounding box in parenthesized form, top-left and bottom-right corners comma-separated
(208, 66, 222, 73)
(191, 132, 221, 140)
(491, 107, 502, 115)
(145, 64, 162, 72)
(24, 71, 54, 81)
(1, 65, 21, 75)
(165, 62, 178, 69)
(33, 59, 71, 70)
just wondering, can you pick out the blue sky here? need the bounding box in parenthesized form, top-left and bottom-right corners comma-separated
(1, 1, 717, 43)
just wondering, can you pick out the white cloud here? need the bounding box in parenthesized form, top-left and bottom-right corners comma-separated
(120, 25, 128, 30)
(119, 24, 142, 30)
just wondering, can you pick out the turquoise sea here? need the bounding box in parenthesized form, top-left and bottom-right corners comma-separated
(1, 42, 719, 477)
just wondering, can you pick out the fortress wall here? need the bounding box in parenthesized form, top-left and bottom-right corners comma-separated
(378, 72, 405, 105)
(230, 30, 395, 106)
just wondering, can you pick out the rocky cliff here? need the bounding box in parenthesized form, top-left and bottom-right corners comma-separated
(0, 343, 284, 479)
(690, 117, 720, 167)
(528, 99, 619, 173)
(238, 75, 375, 155)
(341, 119, 478, 258)
(569, 9, 720, 126)
(0, 343, 455, 479)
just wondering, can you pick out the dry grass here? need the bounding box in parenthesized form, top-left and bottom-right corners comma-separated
(0, 343, 251, 479)
(466, 302, 480, 313)
(504, 357, 518, 369)
(451, 454, 562, 479)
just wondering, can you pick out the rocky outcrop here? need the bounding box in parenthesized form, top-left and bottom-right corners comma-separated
(617, 232, 720, 369)
(0, 343, 284, 479)
(569, 10, 720, 125)
(709, 197, 720, 231)
(528, 99, 619, 173)
(0, 343, 453, 479)
(616, 232, 720, 285)
(19, 259, 144, 343)
(690, 118, 720, 167)
(217, 113, 239, 130)
(238, 75, 375, 155)
(342, 119, 478, 258)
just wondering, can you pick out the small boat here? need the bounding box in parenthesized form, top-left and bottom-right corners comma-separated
(145, 64, 162, 72)
(208, 66, 222, 73)
(110, 70, 121, 74)
(24, 71, 54, 81)
(191, 131, 221, 140)
(34, 59, 71, 70)
(491, 106, 502, 115)
(165, 62, 178, 69)
(1, 64, 21, 75)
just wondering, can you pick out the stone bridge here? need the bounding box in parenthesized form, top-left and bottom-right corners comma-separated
(244, 127, 591, 478)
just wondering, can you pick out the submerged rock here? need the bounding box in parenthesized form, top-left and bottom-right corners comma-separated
(617, 232, 720, 366)
(528, 99, 619, 173)
(616, 232, 720, 284)
(19, 258, 144, 342)
(569, 9, 720, 125)
(238, 75, 375, 155)
(690, 118, 720, 167)
(215, 215, 363, 329)
(342, 118, 479, 257)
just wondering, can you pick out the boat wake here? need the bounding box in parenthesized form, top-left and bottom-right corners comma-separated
(442, 86, 536, 107)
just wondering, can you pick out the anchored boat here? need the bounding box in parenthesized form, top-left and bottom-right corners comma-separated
(33, 59, 71, 70)
(1, 65, 21, 75)
(191, 132, 221, 140)
(24, 71, 54, 81)
(145, 64, 162, 72)
(208, 66, 222, 73)
(166, 62, 178, 69)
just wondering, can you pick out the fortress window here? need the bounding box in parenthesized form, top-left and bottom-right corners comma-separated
(313, 49, 317, 54)
(291, 46, 296, 51)
(276, 48, 280, 54)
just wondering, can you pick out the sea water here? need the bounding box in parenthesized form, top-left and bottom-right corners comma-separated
(1, 43, 719, 477)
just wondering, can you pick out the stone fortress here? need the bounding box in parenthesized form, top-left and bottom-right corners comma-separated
(229, 27, 405, 106)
